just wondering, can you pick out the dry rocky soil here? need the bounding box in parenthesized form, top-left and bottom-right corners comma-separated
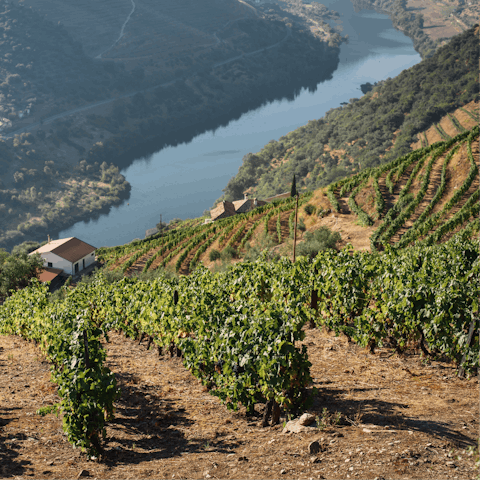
(0, 327, 478, 479)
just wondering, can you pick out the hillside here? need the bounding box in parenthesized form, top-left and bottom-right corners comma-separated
(16, 0, 254, 71)
(0, 2, 135, 125)
(0, 0, 344, 251)
(96, 125, 479, 275)
(220, 25, 479, 202)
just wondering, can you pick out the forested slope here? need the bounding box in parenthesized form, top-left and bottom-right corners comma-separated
(221, 25, 479, 201)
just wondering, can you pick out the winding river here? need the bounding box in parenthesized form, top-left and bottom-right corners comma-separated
(59, 0, 421, 248)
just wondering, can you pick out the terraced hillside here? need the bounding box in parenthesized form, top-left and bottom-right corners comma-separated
(97, 193, 314, 275)
(326, 126, 479, 251)
(97, 125, 478, 274)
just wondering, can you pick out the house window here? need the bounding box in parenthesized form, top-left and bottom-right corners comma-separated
(47, 262, 53, 268)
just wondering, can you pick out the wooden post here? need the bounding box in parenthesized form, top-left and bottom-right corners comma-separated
(293, 195, 299, 263)
(458, 319, 477, 379)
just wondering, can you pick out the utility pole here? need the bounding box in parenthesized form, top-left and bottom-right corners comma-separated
(293, 194, 299, 263)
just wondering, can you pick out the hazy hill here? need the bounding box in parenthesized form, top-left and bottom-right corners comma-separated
(220, 25, 479, 202)
(0, 3, 135, 122)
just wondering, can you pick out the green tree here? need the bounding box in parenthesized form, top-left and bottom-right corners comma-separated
(290, 175, 297, 198)
(0, 251, 44, 297)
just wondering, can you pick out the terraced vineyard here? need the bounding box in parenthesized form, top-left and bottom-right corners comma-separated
(96, 193, 314, 274)
(326, 126, 479, 251)
(97, 124, 478, 274)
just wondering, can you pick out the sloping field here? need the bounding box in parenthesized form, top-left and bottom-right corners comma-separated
(97, 125, 479, 275)
(326, 126, 479, 251)
(97, 195, 304, 274)
(410, 101, 479, 149)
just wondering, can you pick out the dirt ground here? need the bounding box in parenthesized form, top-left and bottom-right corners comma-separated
(0, 328, 478, 480)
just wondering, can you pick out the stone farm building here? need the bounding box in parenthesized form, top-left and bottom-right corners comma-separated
(210, 194, 267, 221)
(29, 237, 96, 276)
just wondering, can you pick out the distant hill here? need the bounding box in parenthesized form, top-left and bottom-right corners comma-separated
(220, 25, 479, 202)
(97, 125, 479, 274)
(0, 2, 134, 123)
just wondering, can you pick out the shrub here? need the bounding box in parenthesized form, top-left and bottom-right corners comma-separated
(296, 226, 341, 259)
(221, 246, 237, 261)
(304, 204, 316, 216)
(209, 249, 221, 262)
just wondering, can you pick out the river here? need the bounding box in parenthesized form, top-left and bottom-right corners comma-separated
(59, 0, 421, 248)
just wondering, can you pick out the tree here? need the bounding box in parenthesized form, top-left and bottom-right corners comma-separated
(290, 174, 297, 197)
(0, 251, 44, 297)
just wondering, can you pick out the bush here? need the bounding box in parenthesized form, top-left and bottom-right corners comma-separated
(304, 204, 316, 216)
(221, 246, 237, 261)
(296, 226, 341, 259)
(11, 241, 40, 256)
(243, 233, 277, 262)
(209, 249, 221, 262)
(298, 217, 306, 232)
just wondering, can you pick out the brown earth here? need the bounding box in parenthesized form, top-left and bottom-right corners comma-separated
(303, 190, 375, 252)
(390, 146, 446, 244)
(429, 141, 471, 217)
(439, 116, 460, 139)
(0, 329, 478, 479)
(354, 178, 376, 220)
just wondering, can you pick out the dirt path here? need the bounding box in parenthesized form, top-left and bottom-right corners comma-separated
(0, 329, 477, 479)
(178, 231, 216, 275)
(96, 0, 136, 59)
(377, 172, 395, 216)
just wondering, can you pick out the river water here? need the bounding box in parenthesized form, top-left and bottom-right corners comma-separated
(59, 0, 421, 248)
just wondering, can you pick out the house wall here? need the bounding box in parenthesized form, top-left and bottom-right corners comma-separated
(78, 251, 96, 272)
(215, 210, 235, 220)
(38, 250, 95, 275)
(40, 252, 73, 275)
(234, 201, 252, 214)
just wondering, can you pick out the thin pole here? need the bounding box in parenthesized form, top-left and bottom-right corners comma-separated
(293, 195, 299, 262)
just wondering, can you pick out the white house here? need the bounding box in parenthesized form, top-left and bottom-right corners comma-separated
(29, 237, 96, 276)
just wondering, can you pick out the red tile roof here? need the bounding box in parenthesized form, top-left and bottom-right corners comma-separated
(38, 267, 63, 283)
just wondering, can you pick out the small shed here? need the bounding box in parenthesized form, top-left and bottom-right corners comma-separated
(29, 237, 96, 276)
(232, 194, 266, 214)
(210, 200, 236, 221)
